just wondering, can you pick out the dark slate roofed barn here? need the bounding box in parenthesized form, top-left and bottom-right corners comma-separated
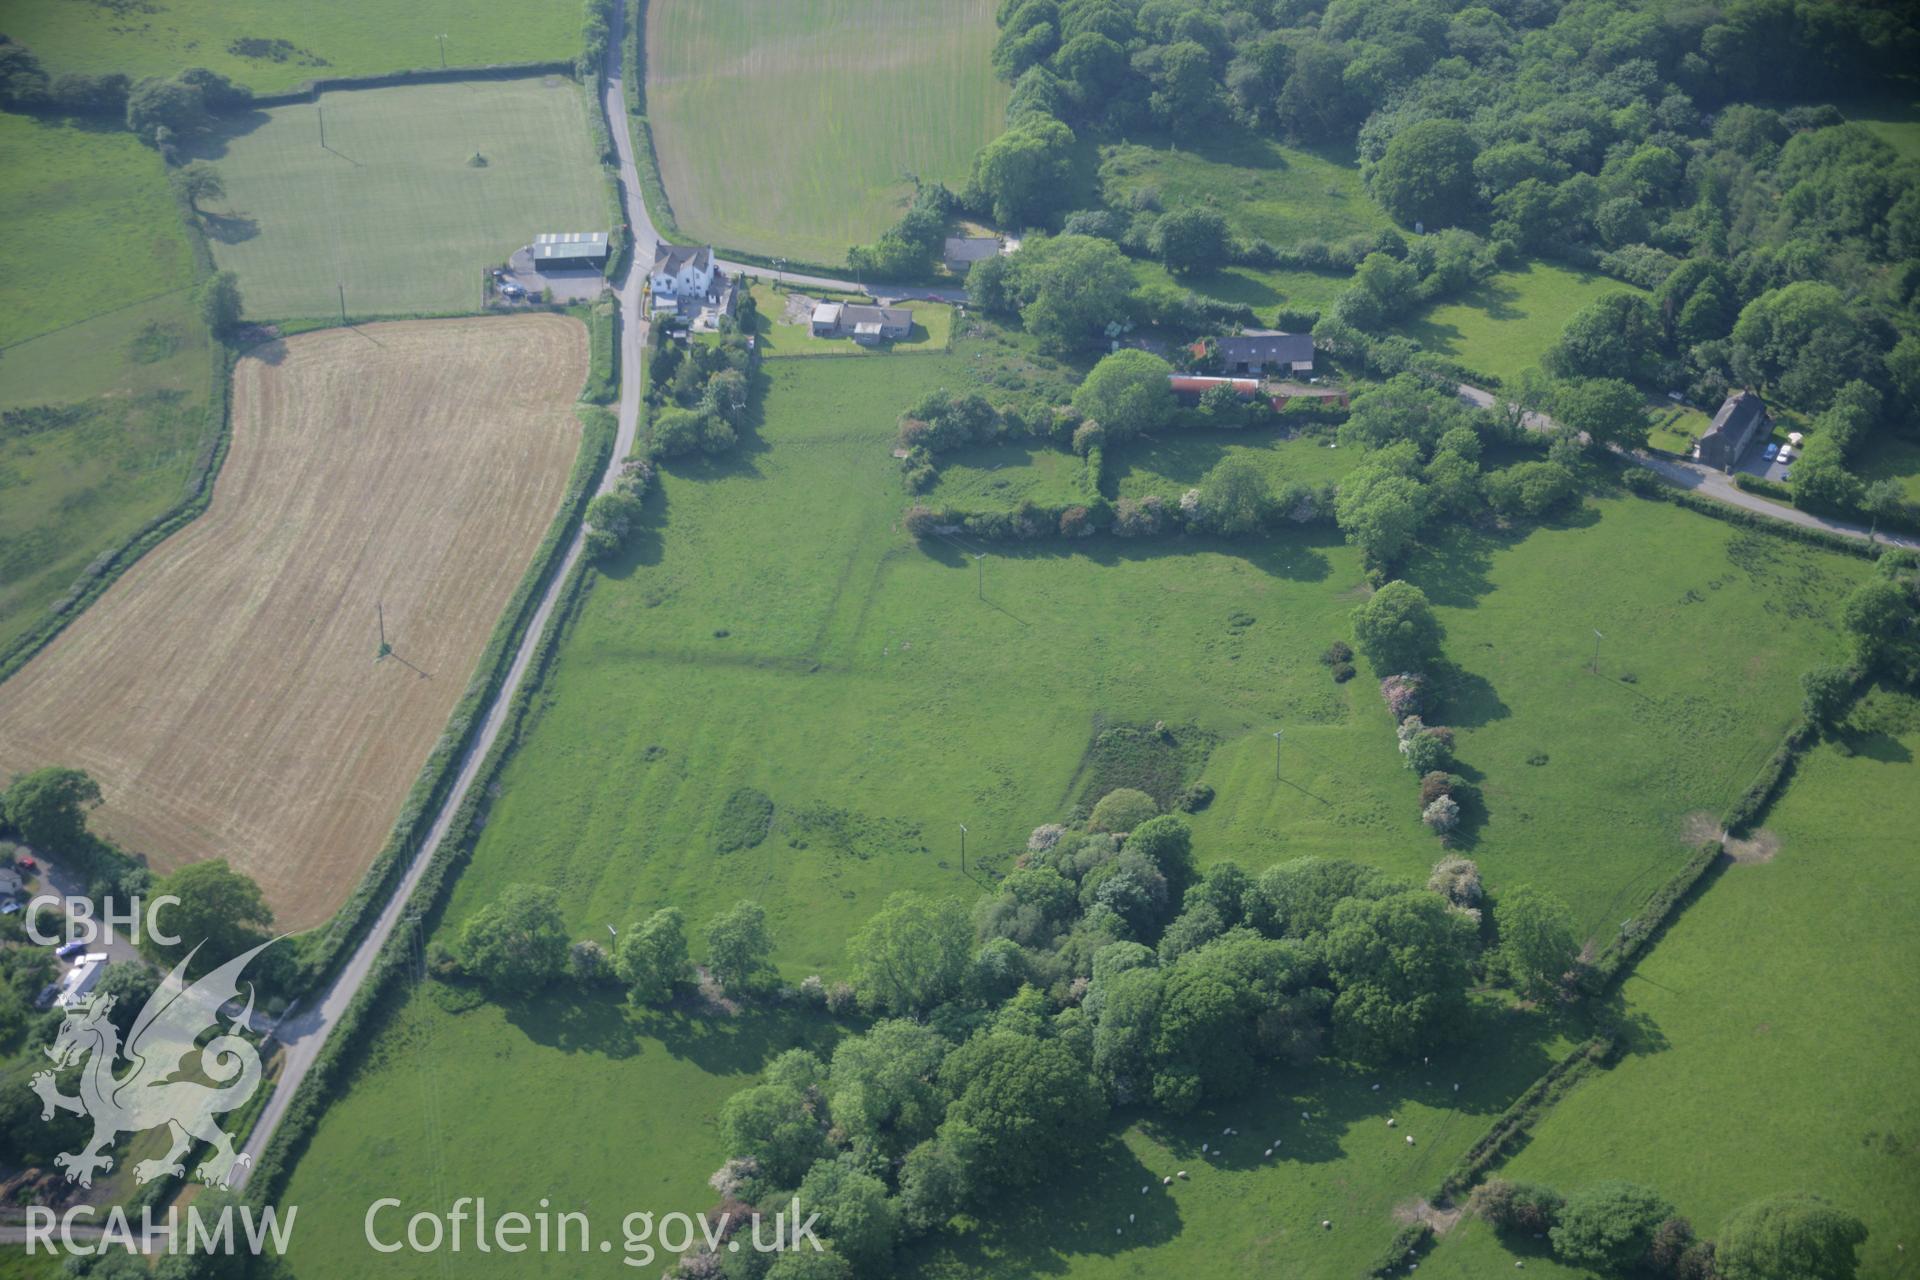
(1216, 330, 1314, 375)
(1696, 390, 1770, 470)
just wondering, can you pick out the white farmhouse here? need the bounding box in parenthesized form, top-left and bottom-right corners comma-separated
(650, 242, 716, 303)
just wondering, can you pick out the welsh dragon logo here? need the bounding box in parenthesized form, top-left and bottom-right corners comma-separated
(32, 940, 273, 1189)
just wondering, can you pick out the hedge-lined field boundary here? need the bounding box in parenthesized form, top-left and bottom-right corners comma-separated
(247, 61, 575, 109)
(1428, 1035, 1615, 1205)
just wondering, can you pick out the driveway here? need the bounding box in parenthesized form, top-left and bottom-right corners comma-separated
(1455, 384, 1920, 552)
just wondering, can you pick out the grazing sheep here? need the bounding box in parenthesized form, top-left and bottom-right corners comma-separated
(1264, 1148, 1273, 1157)
(1116, 1228, 1122, 1236)
(1129, 1214, 1135, 1224)
(1201, 1142, 1209, 1153)
(1322, 1220, 1333, 1230)
(1372, 1083, 1381, 1091)
(1163, 1176, 1173, 1186)
(1141, 1185, 1150, 1195)
(1301, 1111, 1310, 1119)
(1453, 1083, 1460, 1092)
(1405, 1135, 1416, 1145)
(1387, 1118, 1397, 1127)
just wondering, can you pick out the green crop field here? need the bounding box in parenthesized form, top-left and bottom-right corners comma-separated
(0, 115, 212, 656)
(275, 331, 1868, 1276)
(0, 0, 582, 95)
(0, 113, 197, 348)
(188, 78, 605, 320)
(1400, 263, 1649, 387)
(1100, 135, 1390, 248)
(1419, 686, 1920, 1280)
(644, 0, 1008, 264)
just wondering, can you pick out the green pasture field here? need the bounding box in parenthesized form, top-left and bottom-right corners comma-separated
(920, 438, 1090, 509)
(1111, 427, 1362, 500)
(1419, 689, 1920, 1280)
(1854, 432, 1920, 503)
(0, 113, 196, 348)
(1399, 263, 1648, 386)
(188, 78, 605, 320)
(275, 331, 1868, 1276)
(644, 0, 1007, 264)
(0, 0, 582, 95)
(1101, 134, 1390, 248)
(738, 283, 953, 357)
(0, 115, 211, 655)
(1131, 257, 1354, 321)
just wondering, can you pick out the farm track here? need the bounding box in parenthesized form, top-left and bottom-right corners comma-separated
(0, 316, 587, 928)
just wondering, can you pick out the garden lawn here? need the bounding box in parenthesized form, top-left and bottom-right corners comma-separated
(189, 78, 605, 319)
(1131, 257, 1354, 321)
(1853, 432, 1920, 503)
(645, 0, 1007, 264)
(0, 113, 196, 348)
(0, 0, 583, 94)
(274, 336, 1868, 1276)
(1110, 426, 1364, 500)
(920, 438, 1091, 510)
(1417, 689, 1920, 1280)
(1399, 262, 1648, 387)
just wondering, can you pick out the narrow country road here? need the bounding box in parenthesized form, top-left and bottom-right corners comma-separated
(232, 4, 982, 1189)
(231, 10, 651, 1186)
(1454, 383, 1920, 552)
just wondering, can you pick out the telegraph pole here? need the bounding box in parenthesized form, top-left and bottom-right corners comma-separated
(1273, 729, 1283, 780)
(339, 283, 347, 325)
(1591, 629, 1604, 675)
(437, 34, 448, 68)
(317, 104, 325, 148)
(958, 824, 968, 876)
(974, 553, 985, 600)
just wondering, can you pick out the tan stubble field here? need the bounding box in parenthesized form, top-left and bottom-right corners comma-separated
(0, 314, 587, 929)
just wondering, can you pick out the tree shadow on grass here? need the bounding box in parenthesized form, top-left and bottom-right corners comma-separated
(1433, 662, 1509, 730)
(179, 107, 274, 162)
(900, 1132, 1184, 1276)
(500, 986, 644, 1060)
(1838, 729, 1913, 764)
(628, 1001, 844, 1078)
(503, 987, 844, 1077)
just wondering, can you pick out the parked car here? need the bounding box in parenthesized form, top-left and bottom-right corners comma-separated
(1781, 468, 1792, 481)
(499, 282, 526, 300)
(1776, 446, 1792, 463)
(56, 939, 86, 959)
(1764, 442, 1778, 458)
(16, 855, 35, 871)
(0, 900, 19, 916)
